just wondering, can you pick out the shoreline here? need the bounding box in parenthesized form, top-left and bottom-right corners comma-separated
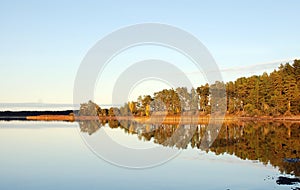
(25, 114, 300, 124)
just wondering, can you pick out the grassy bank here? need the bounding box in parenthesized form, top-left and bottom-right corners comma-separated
(26, 114, 300, 124)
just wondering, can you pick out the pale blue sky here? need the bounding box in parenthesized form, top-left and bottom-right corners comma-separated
(0, 0, 299, 104)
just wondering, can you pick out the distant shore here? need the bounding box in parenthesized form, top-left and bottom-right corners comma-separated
(0, 110, 75, 121)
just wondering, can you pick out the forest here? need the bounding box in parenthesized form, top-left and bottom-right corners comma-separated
(80, 59, 300, 117)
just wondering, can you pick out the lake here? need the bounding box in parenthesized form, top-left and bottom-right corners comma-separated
(0, 120, 299, 190)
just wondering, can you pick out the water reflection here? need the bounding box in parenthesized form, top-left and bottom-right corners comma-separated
(79, 120, 300, 176)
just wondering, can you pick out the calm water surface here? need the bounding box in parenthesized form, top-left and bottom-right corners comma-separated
(0, 121, 299, 190)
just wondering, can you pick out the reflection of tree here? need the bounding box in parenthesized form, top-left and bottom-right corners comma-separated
(161, 125, 197, 149)
(276, 176, 300, 185)
(78, 120, 102, 135)
(209, 122, 300, 176)
(79, 119, 300, 176)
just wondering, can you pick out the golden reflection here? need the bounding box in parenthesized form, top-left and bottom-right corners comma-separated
(79, 120, 300, 176)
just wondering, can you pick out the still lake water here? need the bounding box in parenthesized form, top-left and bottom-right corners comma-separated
(0, 120, 299, 190)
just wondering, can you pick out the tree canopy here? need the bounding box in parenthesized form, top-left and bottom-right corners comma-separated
(80, 60, 300, 117)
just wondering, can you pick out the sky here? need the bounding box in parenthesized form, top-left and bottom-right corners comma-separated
(0, 0, 299, 104)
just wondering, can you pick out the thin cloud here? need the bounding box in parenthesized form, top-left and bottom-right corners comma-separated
(183, 57, 299, 75)
(220, 58, 298, 73)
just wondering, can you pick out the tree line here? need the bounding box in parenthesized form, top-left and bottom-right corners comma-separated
(80, 59, 300, 117)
